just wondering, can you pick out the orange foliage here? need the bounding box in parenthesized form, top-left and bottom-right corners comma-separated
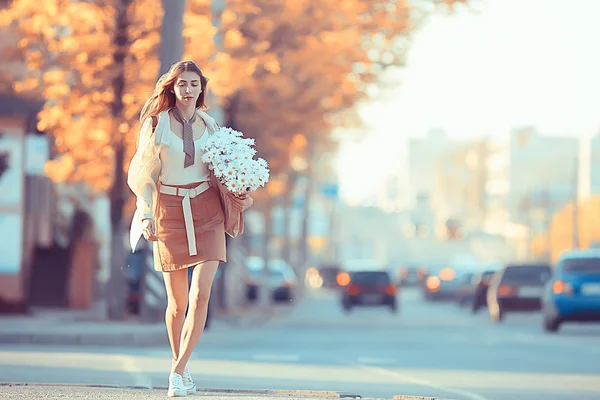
(184, 0, 464, 185)
(0, 0, 161, 193)
(1, 0, 464, 196)
(533, 196, 600, 263)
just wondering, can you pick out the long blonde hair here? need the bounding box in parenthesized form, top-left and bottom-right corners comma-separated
(139, 60, 209, 124)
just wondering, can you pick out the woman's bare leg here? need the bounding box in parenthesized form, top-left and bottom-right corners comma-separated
(163, 268, 189, 364)
(172, 261, 219, 375)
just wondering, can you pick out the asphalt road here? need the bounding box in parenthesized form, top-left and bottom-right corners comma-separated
(1, 287, 599, 400)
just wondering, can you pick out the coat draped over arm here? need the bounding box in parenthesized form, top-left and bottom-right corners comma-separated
(127, 117, 162, 252)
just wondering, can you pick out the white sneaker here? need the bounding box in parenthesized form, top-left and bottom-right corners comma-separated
(182, 365, 197, 394)
(167, 372, 187, 397)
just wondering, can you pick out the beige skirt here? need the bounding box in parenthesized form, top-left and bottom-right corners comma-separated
(153, 181, 226, 272)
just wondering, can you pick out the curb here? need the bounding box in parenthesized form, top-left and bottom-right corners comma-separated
(0, 331, 169, 347)
(0, 306, 283, 347)
(0, 384, 454, 400)
(0, 383, 360, 398)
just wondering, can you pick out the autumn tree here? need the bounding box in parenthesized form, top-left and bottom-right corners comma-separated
(0, 0, 468, 311)
(183, 0, 466, 267)
(0, 0, 162, 319)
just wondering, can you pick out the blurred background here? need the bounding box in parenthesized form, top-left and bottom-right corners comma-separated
(1, 0, 599, 320)
(1, 1, 600, 398)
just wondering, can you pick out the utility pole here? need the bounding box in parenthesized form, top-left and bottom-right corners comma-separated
(542, 187, 552, 262)
(572, 156, 580, 249)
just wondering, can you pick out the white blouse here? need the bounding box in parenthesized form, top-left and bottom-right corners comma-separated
(159, 124, 210, 185)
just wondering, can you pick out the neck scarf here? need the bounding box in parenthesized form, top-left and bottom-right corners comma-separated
(171, 107, 197, 168)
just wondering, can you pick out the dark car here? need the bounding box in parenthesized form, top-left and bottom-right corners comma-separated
(542, 249, 600, 332)
(487, 263, 552, 323)
(269, 261, 297, 302)
(456, 272, 476, 306)
(318, 264, 343, 289)
(471, 269, 500, 313)
(341, 270, 398, 313)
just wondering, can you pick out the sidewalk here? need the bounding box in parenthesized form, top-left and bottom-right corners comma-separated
(0, 304, 280, 347)
(0, 384, 448, 400)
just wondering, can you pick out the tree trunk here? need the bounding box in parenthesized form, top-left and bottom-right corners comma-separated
(107, 0, 132, 320)
(158, 0, 186, 76)
(298, 138, 316, 272)
(281, 170, 297, 264)
(299, 174, 312, 269)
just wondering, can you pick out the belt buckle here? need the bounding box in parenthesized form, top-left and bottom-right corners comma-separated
(189, 187, 198, 198)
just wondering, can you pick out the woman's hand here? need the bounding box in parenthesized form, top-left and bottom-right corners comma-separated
(142, 218, 158, 241)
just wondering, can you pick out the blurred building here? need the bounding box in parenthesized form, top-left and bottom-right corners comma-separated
(407, 128, 457, 204)
(0, 18, 100, 313)
(407, 128, 458, 235)
(431, 138, 491, 234)
(484, 139, 511, 234)
(507, 127, 578, 232)
(337, 205, 405, 266)
(428, 128, 582, 261)
(580, 132, 600, 199)
(0, 94, 51, 311)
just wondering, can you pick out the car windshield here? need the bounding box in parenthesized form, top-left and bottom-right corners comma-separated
(502, 265, 551, 283)
(563, 258, 600, 274)
(351, 271, 390, 285)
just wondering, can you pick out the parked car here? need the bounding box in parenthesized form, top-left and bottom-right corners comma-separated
(125, 247, 146, 315)
(471, 268, 500, 314)
(341, 270, 398, 313)
(244, 256, 297, 303)
(487, 263, 552, 323)
(542, 249, 600, 332)
(269, 260, 298, 302)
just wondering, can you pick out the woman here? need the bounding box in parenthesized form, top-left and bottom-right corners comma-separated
(127, 60, 245, 397)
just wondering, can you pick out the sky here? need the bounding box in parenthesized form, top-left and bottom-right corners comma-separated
(336, 0, 600, 205)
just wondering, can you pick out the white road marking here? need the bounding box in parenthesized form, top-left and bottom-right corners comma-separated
(362, 365, 490, 400)
(357, 356, 396, 365)
(118, 355, 153, 389)
(251, 354, 300, 362)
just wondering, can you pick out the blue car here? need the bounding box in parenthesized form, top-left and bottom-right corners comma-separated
(542, 249, 600, 332)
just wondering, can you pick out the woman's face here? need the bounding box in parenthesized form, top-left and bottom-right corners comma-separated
(173, 70, 202, 106)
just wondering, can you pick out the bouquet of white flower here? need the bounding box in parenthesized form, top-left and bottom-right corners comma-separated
(200, 126, 270, 195)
